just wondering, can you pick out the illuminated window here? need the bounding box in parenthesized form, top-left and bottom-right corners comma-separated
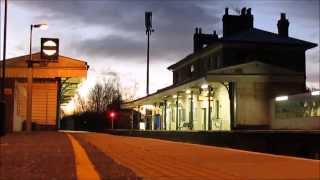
(190, 65, 194, 72)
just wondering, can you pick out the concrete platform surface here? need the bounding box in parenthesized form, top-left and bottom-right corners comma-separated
(1, 132, 319, 180)
(0, 132, 76, 180)
(76, 132, 320, 180)
(0, 132, 139, 180)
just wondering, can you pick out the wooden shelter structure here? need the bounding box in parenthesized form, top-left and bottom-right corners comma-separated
(0, 53, 88, 131)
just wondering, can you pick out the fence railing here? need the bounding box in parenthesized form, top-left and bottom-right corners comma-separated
(272, 91, 320, 130)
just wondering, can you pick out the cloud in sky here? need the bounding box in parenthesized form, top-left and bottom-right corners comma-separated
(6, 0, 320, 96)
(11, 1, 230, 62)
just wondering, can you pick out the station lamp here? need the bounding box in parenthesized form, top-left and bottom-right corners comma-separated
(275, 96, 288, 101)
(109, 111, 116, 129)
(26, 23, 49, 132)
(109, 111, 116, 118)
(311, 90, 320, 96)
(201, 84, 209, 89)
(31, 23, 48, 30)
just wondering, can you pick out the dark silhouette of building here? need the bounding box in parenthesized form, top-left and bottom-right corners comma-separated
(169, 7, 316, 87)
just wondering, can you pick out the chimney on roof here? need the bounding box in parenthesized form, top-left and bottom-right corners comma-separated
(223, 7, 254, 37)
(247, 8, 251, 15)
(277, 13, 289, 37)
(193, 27, 201, 52)
(246, 8, 254, 29)
(213, 30, 218, 39)
(193, 27, 219, 52)
(241, 7, 246, 16)
(225, 7, 229, 15)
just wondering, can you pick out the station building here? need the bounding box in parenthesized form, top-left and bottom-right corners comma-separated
(0, 38, 88, 132)
(122, 7, 318, 131)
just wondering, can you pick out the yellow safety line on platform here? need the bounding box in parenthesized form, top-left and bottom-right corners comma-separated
(66, 133, 100, 180)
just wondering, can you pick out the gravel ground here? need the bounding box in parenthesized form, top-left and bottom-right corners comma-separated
(0, 132, 76, 180)
(72, 133, 141, 180)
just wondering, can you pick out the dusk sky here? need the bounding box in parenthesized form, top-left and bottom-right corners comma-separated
(1, 0, 319, 99)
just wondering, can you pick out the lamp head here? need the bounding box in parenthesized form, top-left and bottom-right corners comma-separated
(32, 23, 48, 30)
(39, 24, 48, 30)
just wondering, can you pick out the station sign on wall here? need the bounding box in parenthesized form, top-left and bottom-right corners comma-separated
(41, 38, 59, 61)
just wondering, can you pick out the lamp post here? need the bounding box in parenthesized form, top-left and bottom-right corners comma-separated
(26, 23, 48, 132)
(1, 0, 8, 100)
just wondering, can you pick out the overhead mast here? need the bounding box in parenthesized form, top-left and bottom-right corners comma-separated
(145, 11, 154, 95)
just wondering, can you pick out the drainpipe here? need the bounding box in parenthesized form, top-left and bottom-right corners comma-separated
(229, 82, 237, 130)
(152, 104, 155, 130)
(56, 78, 61, 130)
(176, 94, 179, 130)
(169, 105, 172, 131)
(164, 100, 167, 130)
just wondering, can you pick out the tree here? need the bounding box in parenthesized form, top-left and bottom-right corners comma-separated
(73, 70, 137, 114)
(60, 78, 81, 105)
(74, 92, 88, 113)
(87, 77, 121, 113)
(63, 71, 138, 130)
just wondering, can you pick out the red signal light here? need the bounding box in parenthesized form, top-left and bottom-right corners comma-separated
(109, 111, 116, 118)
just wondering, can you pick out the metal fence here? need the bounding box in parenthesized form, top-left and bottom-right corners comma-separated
(272, 91, 320, 130)
(275, 93, 320, 119)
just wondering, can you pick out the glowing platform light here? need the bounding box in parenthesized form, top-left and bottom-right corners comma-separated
(275, 96, 288, 101)
(143, 104, 154, 110)
(311, 90, 320, 96)
(185, 89, 191, 94)
(109, 111, 116, 118)
(201, 84, 208, 89)
(173, 95, 178, 98)
(139, 122, 146, 130)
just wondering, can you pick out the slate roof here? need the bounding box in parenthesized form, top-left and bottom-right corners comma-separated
(168, 28, 317, 70)
(222, 28, 317, 48)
